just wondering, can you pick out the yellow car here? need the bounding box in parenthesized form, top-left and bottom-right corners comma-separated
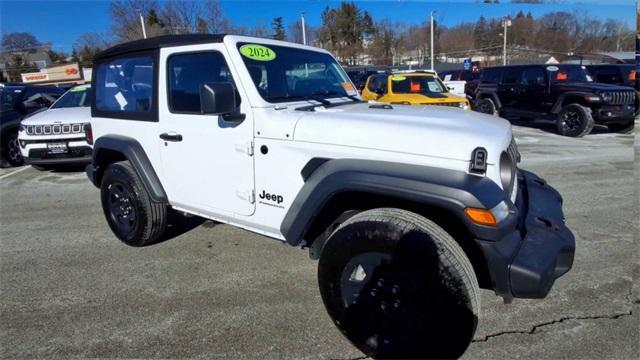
(361, 72, 470, 110)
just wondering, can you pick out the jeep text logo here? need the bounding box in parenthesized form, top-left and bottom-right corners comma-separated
(259, 190, 283, 204)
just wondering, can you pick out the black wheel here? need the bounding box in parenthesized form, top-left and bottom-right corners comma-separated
(474, 97, 498, 116)
(2, 130, 24, 167)
(318, 208, 480, 359)
(556, 103, 594, 137)
(100, 161, 166, 246)
(607, 122, 634, 134)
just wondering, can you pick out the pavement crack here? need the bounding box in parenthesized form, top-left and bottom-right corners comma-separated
(472, 312, 632, 343)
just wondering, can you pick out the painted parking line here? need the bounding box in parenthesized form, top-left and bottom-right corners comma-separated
(0, 166, 31, 180)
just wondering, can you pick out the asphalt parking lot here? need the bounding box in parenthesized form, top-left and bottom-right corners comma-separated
(1, 121, 638, 359)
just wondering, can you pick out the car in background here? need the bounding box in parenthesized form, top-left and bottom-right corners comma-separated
(346, 68, 383, 93)
(361, 71, 470, 110)
(0, 84, 65, 167)
(18, 84, 93, 167)
(438, 69, 481, 99)
(586, 64, 638, 115)
(473, 64, 635, 136)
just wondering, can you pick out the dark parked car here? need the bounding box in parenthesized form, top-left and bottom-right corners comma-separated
(473, 64, 635, 137)
(346, 69, 383, 93)
(438, 69, 481, 99)
(0, 84, 65, 166)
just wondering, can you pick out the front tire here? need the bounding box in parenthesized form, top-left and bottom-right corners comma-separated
(2, 130, 24, 167)
(318, 208, 480, 359)
(556, 103, 594, 137)
(100, 161, 167, 246)
(475, 97, 498, 116)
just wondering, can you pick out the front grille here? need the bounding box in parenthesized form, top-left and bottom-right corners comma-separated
(606, 91, 635, 105)
(422, 102, 463, 108)
(26, 123, 85, 136)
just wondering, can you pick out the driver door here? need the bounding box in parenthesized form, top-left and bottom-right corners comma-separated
(159, 46, 255, 216)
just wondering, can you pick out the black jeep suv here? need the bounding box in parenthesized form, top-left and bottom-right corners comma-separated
(474, 64, 635, 137)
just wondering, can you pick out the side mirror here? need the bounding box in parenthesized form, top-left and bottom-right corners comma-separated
(374, 87, 385, 95)
(200, 82, 238, 115)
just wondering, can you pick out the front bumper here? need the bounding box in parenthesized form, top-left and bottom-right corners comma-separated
(476, 170, 575, 299)
(593, 104, 635, 124)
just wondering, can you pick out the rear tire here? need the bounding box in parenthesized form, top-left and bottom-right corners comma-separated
(556, 103, 594, 137)
(318, 208, 479, 359)
(475, 97, 498, 116)
(100, 161, 167, 246)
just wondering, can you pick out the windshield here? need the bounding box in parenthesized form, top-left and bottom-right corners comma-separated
(554, 66, 592, 83)
(237, 43, 356, 103)
(391, 75, 447, 94)
(0, 88, 22, 111)
(51, 87, 92, 109)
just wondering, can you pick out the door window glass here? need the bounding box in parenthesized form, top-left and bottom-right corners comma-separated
(521, 67, 546, 86)
(168, 51, 235, 113)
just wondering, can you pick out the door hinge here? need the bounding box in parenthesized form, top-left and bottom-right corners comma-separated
(236, 188, 255, 204)
(235, 140, 254, 156)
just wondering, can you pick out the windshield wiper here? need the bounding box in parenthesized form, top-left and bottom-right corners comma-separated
(311, 90, 362, 103)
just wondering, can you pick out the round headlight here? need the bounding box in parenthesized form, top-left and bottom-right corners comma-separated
(499, 151, 514, 192)
(600, 92, 612, 103)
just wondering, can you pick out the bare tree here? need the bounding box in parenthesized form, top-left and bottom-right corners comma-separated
(109, 0, 161, 41)
(1, 32, 40, 51)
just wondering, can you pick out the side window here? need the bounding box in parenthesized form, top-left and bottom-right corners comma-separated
(501, 68, 522, 84)
(521, 67, 546, 86)
(481, 68, 500, 84)
(368, 75, 387, 93)
(168, 51, 235, 113)
(95, 55, 155, 118)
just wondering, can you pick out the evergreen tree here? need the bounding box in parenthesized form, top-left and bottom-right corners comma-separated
(272, 17, 286, 40)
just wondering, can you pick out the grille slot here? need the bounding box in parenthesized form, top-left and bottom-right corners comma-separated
(26, 123, 86, 136)
(607, 91, 635, 105)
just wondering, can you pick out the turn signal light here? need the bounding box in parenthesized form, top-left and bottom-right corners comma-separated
(629, 70, 636, 81)
(84, 123, 93, 145)
(464, 208, 497, 226)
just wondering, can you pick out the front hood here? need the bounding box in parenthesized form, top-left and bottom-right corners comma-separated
(557, 82, 634, 92)
(293, 102, 511, 163)
(20, 107, 91, 125)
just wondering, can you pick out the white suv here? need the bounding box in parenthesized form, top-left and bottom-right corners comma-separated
(19, 84, 93, 166)
(86, 34, 575, 358)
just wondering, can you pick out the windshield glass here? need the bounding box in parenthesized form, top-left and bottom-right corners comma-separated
(51, 87, 92, 109)
(391, 75, 447, 94)
(0, 88, 22, 111)
(554, 66, 592, 82)
(236, 43, 355, 103)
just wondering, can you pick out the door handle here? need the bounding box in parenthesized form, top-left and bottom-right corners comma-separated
(159, 132, 183, 142)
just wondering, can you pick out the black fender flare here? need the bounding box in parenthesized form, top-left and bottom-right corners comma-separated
(280, 159, 514, 246)
(550, 92, 593, 114)
(475, 91, 502, 109)
(88, 135, 167, 203)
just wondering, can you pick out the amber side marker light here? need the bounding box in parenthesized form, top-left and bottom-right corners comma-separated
(464, 208, 497, 227)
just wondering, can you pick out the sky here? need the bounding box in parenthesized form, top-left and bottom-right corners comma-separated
(0, 0, 636, 52)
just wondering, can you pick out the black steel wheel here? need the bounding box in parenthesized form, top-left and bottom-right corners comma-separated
(474, 97, 498, 116)
(318, 208, 479, 359)
(100, 161, 167, 246)
(2, 131, 24, 167)
(556, 103, 594, 137)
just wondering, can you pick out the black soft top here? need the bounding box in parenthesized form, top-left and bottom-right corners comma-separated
(94, 34, 225, 61)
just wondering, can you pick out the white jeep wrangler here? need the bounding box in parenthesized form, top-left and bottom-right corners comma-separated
(86, 34, 575, 358)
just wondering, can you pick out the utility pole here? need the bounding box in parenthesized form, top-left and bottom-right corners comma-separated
(502, 19, 511, 66)
(139, 12, 147, 39)
(430, 11, 436, 71)
(301, 12, 307, 45)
